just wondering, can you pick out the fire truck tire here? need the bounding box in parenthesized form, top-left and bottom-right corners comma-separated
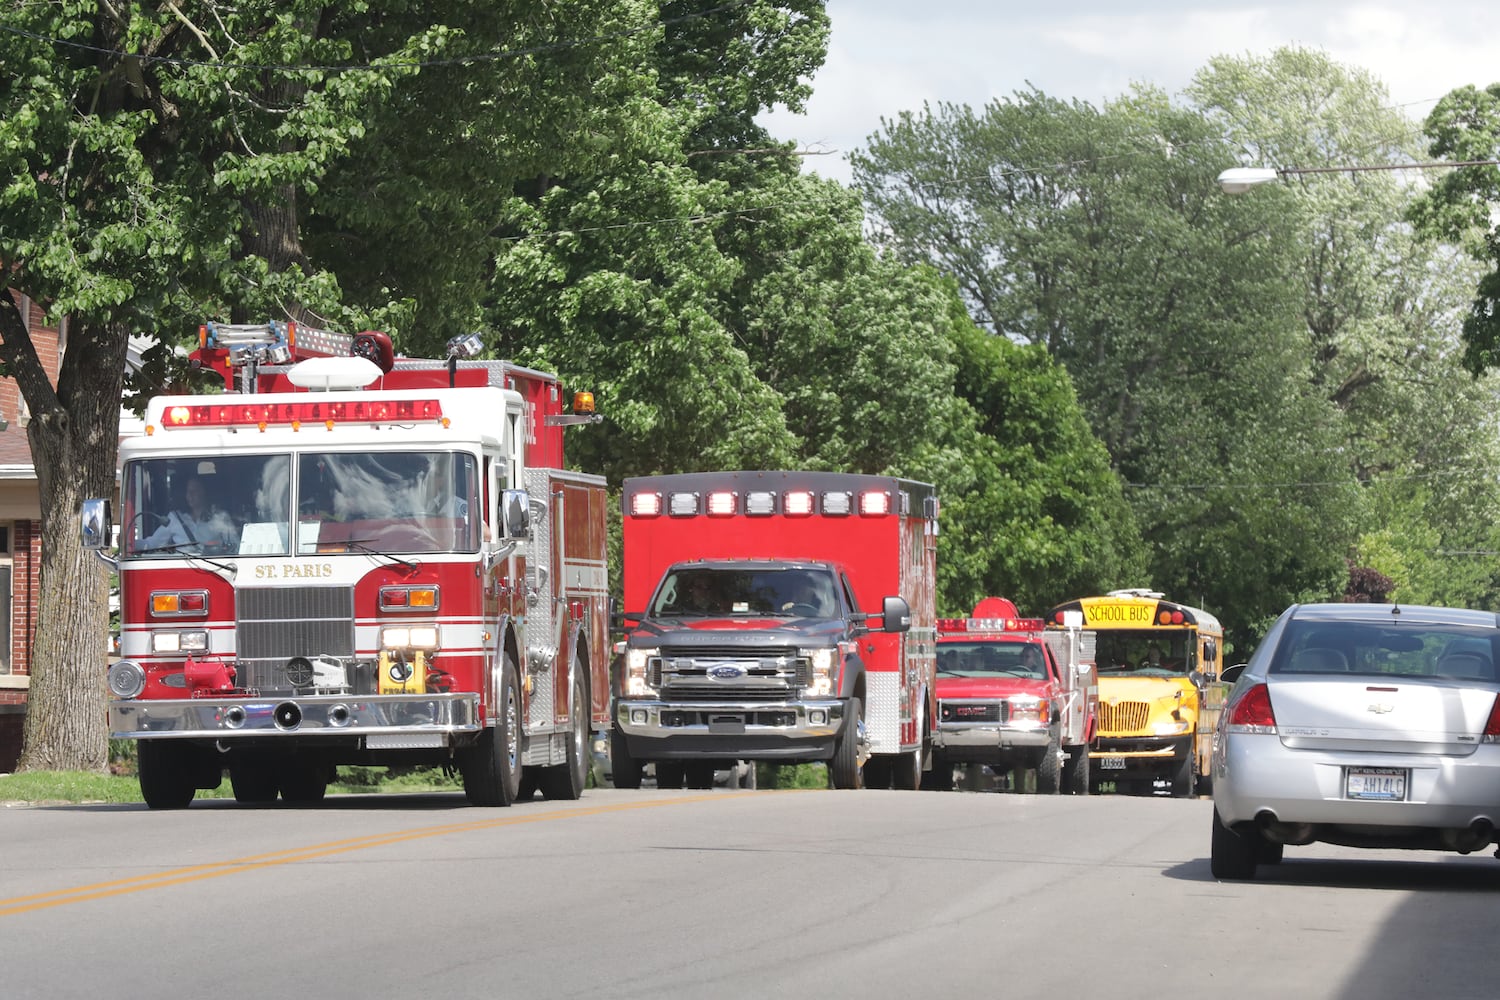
(229, 759, 281, 804)
(461, 656, 523, 806)
(830, 697, 863, 789)
(1062, 745, 1090, 795)
(861, 757, 891, 790)
(685, 762, 716, 789)
(137, 741, 198, 809)
(892, 702, 927, 791)
(655, 762, 686, 789)
(1035, 731, 1063, 794)
(1210, 806, 1260, 880)
(540, 672, 589, 801)
(278, 761, 329, 804)
(609, 726, 644, 789)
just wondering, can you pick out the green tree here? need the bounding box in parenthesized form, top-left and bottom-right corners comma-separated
(0, 1, 664, 769)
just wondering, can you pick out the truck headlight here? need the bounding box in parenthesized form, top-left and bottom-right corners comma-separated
(1153, 719, 1192, 736)
(381, 625, 439, 651)
(626, 647, 659, 697)
(801, 647, 834, 697)
(152, 630, 208, 654)
(1007, 696, 1047, 726)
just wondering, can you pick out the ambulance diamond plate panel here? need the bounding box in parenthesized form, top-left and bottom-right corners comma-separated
(867, 671, 900, 754)
(525, 469, 555, 733)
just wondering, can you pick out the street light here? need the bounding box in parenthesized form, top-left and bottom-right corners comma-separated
(1217, 159, 1500, 194)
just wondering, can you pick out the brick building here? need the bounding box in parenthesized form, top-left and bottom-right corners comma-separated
(0, 290, 58, 771)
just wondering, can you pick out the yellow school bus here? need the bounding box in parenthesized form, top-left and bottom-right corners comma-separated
(1046, 589, 1225, 796)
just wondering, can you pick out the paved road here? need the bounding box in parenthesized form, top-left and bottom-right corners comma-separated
(3, 787, 1499, 999)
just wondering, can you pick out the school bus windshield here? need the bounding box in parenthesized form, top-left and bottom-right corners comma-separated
(1094, 632, 1194, 676)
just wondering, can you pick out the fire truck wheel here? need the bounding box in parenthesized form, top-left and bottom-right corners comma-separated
(1035, 731, 1063, 794)
(685, 762, 716, 789)
(230, 759, 280, 804)
(861, 756, 892, 790)
(609, 726, 644, 789)
(517, 771, 541, 801)
(892, 702, 927, 791)
(461, 655, 523, 806)
(829, 697, 863, 789)
(540, 671, 589, 801)
(137, 741, 198, 809)
(920, 756, 952, 791)
(655, 762, 686, 789)
(1062, 745, 1090, 795)
(278, 761, 329, 804)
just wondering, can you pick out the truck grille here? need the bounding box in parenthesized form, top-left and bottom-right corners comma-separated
(654, 647, 809, 701)
(939, 702, 1001, 723)
(1097, 700, 1150, 734)
(235, 586, 355, 693)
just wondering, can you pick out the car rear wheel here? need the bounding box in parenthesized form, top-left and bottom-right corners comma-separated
(1210, 806, 1261, 880)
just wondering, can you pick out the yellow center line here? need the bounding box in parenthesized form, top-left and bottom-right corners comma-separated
(1, 792, 748, 917)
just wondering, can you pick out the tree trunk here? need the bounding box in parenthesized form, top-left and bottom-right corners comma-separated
(5, 311, 129, 772)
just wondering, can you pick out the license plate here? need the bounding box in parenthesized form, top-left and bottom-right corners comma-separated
(1100, 756, 1126, 770)
(1345, 767, 1407, 801)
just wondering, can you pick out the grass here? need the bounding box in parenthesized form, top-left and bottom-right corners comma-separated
(0, 765, 464, 805)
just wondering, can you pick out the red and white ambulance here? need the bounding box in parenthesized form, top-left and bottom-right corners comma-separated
(613, 471, 937, 789)
(85, 322, 609, 808)
(931, 597, 1097, 793)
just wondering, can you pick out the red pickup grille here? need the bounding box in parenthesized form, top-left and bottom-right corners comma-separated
(1097, 701, 1150, 734)
(940, 702, 1000, 723)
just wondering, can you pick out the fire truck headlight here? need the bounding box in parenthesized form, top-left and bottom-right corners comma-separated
(801, 647, 835, 697)
(107, 659, 147, 699)
(381, 626, 439, 652)
(1007, 697, 1048, 725)
(152, 630, 208, 654)
(625, 647, 659, 697)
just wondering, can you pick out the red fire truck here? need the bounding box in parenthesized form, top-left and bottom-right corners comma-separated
(613, 471, 937, 789)
(930, 597, 1097, 793)
(82, 321, 610, 808)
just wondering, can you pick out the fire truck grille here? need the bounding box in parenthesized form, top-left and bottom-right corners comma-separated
(939, 702, 1001, 723)
(1097, 700, 1151, 735)
(235, 586, 356, 692)
(654, 648, 809, 701)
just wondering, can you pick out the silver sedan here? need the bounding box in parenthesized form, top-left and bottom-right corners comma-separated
(1210, 602, 1500, 879)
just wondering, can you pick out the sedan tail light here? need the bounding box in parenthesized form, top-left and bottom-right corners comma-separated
(1226, 682, 1277, 734)
(1482, 695, 1500, 744)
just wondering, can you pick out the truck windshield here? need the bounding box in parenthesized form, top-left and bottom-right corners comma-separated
(121, 450, 480, 558)
(652, 567, 837, 617)
(937, 640, 1047, 678)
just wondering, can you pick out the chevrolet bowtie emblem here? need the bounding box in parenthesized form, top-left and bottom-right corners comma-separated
(1367, 703, 1394, 714)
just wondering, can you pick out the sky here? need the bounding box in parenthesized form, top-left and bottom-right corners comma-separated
(756, 1, 1499, 187)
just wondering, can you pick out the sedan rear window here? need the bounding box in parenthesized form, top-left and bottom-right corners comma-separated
(1270, 621, 1498, 680)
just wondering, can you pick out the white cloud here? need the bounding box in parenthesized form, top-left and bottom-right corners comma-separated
(757, 1, 1499, 186)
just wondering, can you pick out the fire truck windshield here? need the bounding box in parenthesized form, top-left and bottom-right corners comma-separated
(653, 567, 838, 618)
(122, 450, 480, 558)
(936, 640, 1047, 678)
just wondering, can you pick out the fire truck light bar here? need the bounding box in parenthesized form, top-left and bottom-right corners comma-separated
(937, 616, 1046, 633)
(159, 398, 445, 430)
(859, 491, 891, 516)
(668, 492, 699, 516)
(745, 491, 776, 515)
(822, 492, 852, 516)
(630, 492, 662, 517)
(784, 491, 815, 516)
(705, 491, 737, 516)
(626, 485, 904, 519)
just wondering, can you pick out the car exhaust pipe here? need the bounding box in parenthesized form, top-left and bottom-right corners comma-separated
(1443, 819, 1494, 854)
(1257, 814, 1314, 845)
(274, 701, 303, 731)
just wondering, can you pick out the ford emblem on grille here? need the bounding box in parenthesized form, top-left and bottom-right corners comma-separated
(708, 664, 746, 680)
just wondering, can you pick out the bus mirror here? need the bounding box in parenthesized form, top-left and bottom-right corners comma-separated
(1203, 638, 1217, 665)
(81, 498, 112, 550)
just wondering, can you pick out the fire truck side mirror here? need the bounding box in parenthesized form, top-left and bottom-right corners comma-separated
(878, 596, 911, 633)
(500, 488, 530, 538)
(81, 498, 112, 550)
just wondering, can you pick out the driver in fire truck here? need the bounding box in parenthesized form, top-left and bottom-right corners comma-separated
(143, 475, 237, 552)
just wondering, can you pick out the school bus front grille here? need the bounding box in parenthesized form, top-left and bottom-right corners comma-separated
(1097, 701, 1151, 734)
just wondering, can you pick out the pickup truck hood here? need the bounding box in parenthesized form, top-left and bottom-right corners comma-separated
(630, 615, 846, 648)
(935, 677, 1050, 700)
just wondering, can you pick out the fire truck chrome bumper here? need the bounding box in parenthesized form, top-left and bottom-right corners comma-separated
(109, 693, 480, 741)
(616, 698, 844, 740)
(933, 725, 1049, 750)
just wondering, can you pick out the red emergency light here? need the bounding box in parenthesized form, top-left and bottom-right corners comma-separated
(937, 616, 1046, 633)
(159, 398, 445, 430)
